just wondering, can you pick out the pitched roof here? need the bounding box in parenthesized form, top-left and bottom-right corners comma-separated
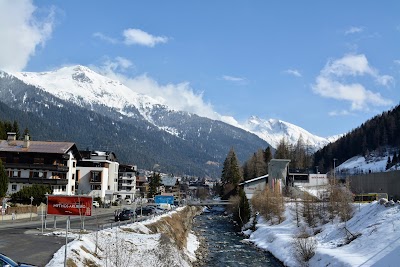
(161, 176, 177, 187)
(239, 174, 268, 186)
(0, 140, 76, 154)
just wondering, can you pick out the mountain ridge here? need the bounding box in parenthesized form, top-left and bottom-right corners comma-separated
(0, 68, 269, 177)
(9, 65, 335, 149)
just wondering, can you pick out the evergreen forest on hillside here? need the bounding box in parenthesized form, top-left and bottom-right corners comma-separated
(314, 104, 400, 173)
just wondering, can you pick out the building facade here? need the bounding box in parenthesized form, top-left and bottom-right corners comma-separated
(0, 133, 80, 195)
(76, 150, 119, 203)
(116, 164, 137, 201)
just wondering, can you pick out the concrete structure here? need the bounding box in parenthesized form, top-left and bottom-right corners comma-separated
(239, 175, 268, 199)
(1, 133, 80, 196)
(76, 150, 119, 203)
(268, 159, 290, 193)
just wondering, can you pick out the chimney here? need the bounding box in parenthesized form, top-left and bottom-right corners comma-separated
(23, 134, 30, 148)
(7, 132, 16, 142)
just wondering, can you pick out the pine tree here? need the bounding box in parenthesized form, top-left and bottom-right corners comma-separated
(263, 147, 272, 168)
(275, 138, 290, 159)
(393, 152, 398, 165)
(147, 172, 161, 198)
(386, 156, 392, 170)
(221, 148, 242, 197)
(0, 159, 9, 198)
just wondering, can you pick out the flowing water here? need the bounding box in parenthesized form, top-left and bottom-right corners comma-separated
(193, 207, 284, 267)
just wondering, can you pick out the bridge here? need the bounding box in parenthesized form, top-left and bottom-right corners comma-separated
(187, 199, 232, 206)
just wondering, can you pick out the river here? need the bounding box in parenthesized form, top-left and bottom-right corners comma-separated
(193, 207, 284, 267)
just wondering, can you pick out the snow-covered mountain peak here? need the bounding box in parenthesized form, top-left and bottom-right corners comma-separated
(9, 65, 167, 121)
(243, 116, 334, 150)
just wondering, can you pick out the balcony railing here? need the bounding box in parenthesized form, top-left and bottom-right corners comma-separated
(9, 177, 68, 185)
(5, 163, 69, 172)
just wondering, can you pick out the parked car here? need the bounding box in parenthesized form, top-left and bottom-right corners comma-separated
(135, 206, 155, 216)
(92, 201, 100, 208)
(116, 209, 135, 221)
(0, 253, 37, 267)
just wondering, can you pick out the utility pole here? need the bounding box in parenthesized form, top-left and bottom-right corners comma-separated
(30, 196, 34, 221)
(333, 158, 337, 180)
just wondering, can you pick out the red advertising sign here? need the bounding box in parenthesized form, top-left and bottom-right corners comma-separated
(47, 195, 92, 216)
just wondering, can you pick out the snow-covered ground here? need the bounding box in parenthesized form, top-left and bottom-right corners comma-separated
(338, 154, 399, 175)
(45, 208, 200, 267)
(43, 197, 400, 267)
(245, 200, 400, 267)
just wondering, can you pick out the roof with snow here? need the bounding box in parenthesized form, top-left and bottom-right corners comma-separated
(239, 175, 268, 186)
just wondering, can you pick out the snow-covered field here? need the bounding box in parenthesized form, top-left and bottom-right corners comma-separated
(245, 200, 400, 267)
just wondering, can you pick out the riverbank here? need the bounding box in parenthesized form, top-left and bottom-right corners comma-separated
(244, 201, 400, 267)
(45, 206, 202, 267)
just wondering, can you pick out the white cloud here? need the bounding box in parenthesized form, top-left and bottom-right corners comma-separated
(329, 110, 351, 116)
(394, 60, 400, 65)
(222, 75, 246, 82)
(345, 26, 364, 35)
(0, 0, 54, 72)
(94, 58, 221, 120)
(284, 69, 302, 77)
(123, 28, 168, 47)
(92, 57, 134, 74)
(312, 54, 393, 112)
(93, 32, 118, 44)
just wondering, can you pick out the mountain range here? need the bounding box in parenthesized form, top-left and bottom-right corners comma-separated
(0, 65, 336, 176)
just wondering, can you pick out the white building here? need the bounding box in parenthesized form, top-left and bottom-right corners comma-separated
(116, 164, 137, 201)
(76, 151, 119, 203)
(239, 175, 268, 200)
(293, 173, 329, 187)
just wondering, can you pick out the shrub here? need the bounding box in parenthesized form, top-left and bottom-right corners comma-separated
(292, 229, 317, 265)
(251, 187, 285, 223)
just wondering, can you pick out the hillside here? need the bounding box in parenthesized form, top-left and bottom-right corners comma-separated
(247, 200, 400, 267)
(0, 69, 269, 177)
(314, 104, 400, 173)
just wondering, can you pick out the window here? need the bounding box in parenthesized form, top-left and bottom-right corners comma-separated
(73, 162, 76, 168)
(91, 171, 102, 182)
(91, 185, 101, 190)
(33, 171, 47, 178)
(72, 174, 75, 180)
(62, 186, 66, 191)
(12, 184, 17, 191)
(12, 171, 19, 177)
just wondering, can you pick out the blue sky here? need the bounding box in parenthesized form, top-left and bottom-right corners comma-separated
(0, 0, 399, 137)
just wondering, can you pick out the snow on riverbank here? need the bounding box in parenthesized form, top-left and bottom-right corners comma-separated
(245, 201, 400, 266)
(45, 208, 200, 267)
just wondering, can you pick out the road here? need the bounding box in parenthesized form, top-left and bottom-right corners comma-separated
(0, 207, 130, 267)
